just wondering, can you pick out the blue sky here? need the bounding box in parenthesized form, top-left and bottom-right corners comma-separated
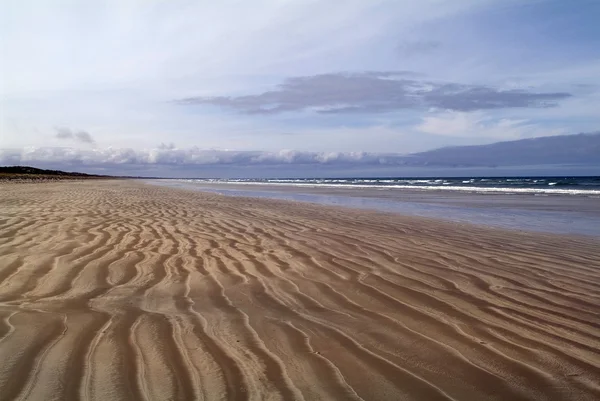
(1, 0, 599, 174)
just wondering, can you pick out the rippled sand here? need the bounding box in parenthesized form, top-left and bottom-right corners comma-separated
(1, 180, 599, 401)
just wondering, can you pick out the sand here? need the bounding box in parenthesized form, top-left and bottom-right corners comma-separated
(1, 180, 599, 401)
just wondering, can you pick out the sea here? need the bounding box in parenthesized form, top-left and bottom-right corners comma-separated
(179, 176, 600, 195)
(151, 176, 600, 237)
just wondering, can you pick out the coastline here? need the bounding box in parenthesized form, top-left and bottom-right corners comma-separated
(1, 180, 599, 400)
(151, 179, 600, 237)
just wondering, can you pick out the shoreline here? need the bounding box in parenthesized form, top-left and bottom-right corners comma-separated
(150, 179, 600, 237)
(1, 180, 599, 400)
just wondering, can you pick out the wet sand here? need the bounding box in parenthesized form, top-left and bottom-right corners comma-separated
(171, 181, 600, 215)
(1, 180, 599, 400)
(154, 180, 600, 236)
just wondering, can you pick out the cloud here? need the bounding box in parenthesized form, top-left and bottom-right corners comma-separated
(0, 146, 409, 167)
(54, 127, 96, 144)
(158, 142, 176, 150)
(397, 40, 441, 57)
(74, 131, 95, 144)
(55, 127, 74, 139)
(177, 72, 572, 114)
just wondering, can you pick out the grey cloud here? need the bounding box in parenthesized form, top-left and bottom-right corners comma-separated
(176, 72, 572, 114)
(55, 127, 96, 144)
(75, 131, 95, 144)
(397, 40, 441, 56)
(55, 127, 74, 139)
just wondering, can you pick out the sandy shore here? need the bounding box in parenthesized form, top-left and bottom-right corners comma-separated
(1, 180, 599, 401)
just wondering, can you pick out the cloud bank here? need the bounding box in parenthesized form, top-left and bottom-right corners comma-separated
(177, 72, 572, 114)
(3, 133, 598, 175)
(0, 146, 408, 167)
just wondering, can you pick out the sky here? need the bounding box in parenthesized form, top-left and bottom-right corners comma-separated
(1, 0, 599, 176)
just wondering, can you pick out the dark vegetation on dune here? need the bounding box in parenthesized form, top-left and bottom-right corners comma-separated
(0, 166, 117, 181)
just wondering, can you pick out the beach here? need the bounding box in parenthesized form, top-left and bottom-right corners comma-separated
(155, 179, 600, 236)
(1, 180, 599, 401)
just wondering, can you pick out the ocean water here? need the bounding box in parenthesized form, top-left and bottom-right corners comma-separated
(150, 176, 600, 236)
(181, 176, 600, 196)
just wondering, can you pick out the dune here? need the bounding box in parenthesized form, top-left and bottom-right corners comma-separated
(0, 180, 599, 401)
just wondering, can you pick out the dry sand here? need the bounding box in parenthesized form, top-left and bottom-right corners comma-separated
(1, 180, 599, 401)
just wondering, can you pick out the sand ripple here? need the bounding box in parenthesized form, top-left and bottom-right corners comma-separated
(1, 181, 599, 400)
